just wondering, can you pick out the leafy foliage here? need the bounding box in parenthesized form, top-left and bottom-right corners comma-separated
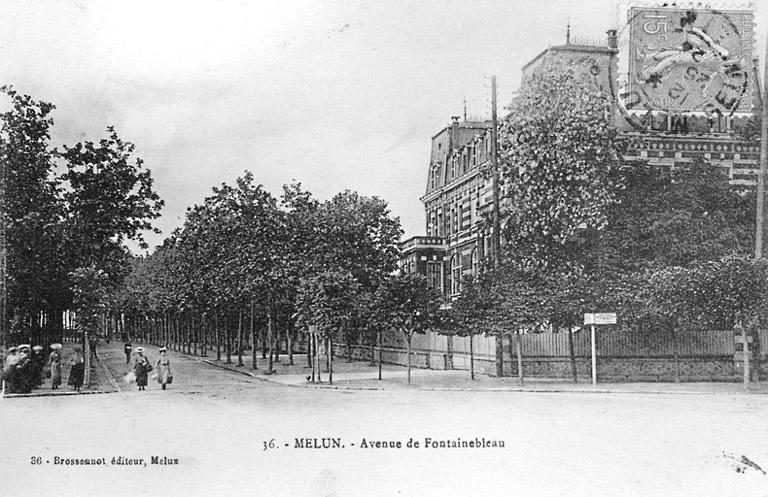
(499, 59, 620, 264)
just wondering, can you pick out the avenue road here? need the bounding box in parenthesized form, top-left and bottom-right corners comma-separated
(1, 346, 767, 497)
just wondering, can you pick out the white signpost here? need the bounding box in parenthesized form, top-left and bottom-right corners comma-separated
(583, 313, 617, 386)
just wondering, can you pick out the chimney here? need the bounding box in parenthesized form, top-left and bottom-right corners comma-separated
(450, 116, 460, 149)
(606, 29, 618, 49)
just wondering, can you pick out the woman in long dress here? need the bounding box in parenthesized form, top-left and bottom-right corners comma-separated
(67, 348, 84, 392)
(48, 345, 62, 389)
(134, 348, 150, 391)
(156, 348, 172, 390)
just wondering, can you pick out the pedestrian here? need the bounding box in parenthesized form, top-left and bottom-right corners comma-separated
(156, 347, 172, 390)
(68, 347, 85, 392)
(134, 347, 151, 391)
(13, 345, 33, 393)
(2, 346, 18, 393)
(89, 337, 99, 360)
(124, 341, 132, 364)
(48, 344, 63, 389)
(31, 345, 45, 387)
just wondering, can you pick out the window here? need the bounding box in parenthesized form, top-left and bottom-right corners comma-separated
(426, 261, 442, 291)
(471, 247, 479, 276)
(450, 253, 462, 295)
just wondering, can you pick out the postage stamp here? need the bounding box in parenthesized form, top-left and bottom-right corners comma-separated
(615, 3, 755, 120)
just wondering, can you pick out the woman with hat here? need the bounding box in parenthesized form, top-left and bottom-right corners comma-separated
(67, 347, 85, 392)
(31, 345, 45, 387)
(13, 345, 33, 393)
(48, 344, 63, 389)
(133, 347, 151, 391)
(155, 347, 172, 390)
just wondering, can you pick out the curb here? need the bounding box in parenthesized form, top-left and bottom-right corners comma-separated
(299, 385, 765, 395)
(198, 360, 767, 395)
(121, 345, 768, 397)
(96, 356, 122, 393)
(200, 359, 294, 387)
(2, 389, 113, 399)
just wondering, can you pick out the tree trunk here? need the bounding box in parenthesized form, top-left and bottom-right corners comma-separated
(261, 325, 267, 359)
(568, 326, 578, 382)
(237, 309, 244, 366)
(224, 312, 232, 364)
(187, 316, 192, 354)
(406, 333, 412, 385)
(378, 329, 383, 380)
(267, 310, 274, 373)
(192, 315, 198, 356)
(516, 331, 524, 386)
(495, 335, 503, 377)
(309, 333, 315, 382)
(83, 330, 91, 389)
(306, 332, 313, 368)
(469, 333, 475, 380)
(273, 331, 280, 363)
(287, 328, 294, 365)
(671, 321, 680, 383)
(250, 303, 257, 369)
(215, 311, 221, 361)
(328, 336, 334, 385)
(201, 314, 207, 357)
(324, 335, 330, 372)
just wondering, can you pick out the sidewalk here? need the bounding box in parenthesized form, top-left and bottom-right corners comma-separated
(170, 343, 768, 396)
(3, 341, 117, 398)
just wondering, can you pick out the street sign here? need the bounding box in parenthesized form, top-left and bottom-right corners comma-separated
(584, 313, 617, 325)
(583, 312, 617, 387)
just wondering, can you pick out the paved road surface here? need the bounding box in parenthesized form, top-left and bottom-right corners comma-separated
(1, 343, 767, 497)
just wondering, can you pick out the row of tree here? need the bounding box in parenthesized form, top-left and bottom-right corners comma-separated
(5, 56, 765, 385)
(106, 171, 447, 382)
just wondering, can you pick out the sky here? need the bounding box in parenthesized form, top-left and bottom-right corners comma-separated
(1, 0, 766, 253)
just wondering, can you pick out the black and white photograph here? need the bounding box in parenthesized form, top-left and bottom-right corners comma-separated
(1, 1, 767, 495)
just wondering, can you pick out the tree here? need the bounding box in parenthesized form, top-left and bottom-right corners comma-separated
(59, 127, 164, 282)
(373, 273, 442, 384)
(0, 86, 68, 345)
(498, 59, 620, 265)
(296, 271, 361, 384)
(70, 265, 109, 387)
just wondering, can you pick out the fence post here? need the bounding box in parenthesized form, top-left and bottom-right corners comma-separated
(568, 327, 577, 382)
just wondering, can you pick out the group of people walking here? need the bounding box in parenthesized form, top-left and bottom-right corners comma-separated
(2, 343, 85, 394)
(125, 342, 172, 391)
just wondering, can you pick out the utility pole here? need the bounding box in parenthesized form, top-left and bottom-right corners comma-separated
(0, 140, 6, 349)
(755, 36, 768, 259)
(491, 75, 504, 377)
(491, 76, 501, 266)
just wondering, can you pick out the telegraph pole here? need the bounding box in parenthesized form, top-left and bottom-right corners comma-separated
(491, 75, 504, 377)
(755, 36, 768, 259)
(491, 76, 501, 266)
(0, 139, 6, 349)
